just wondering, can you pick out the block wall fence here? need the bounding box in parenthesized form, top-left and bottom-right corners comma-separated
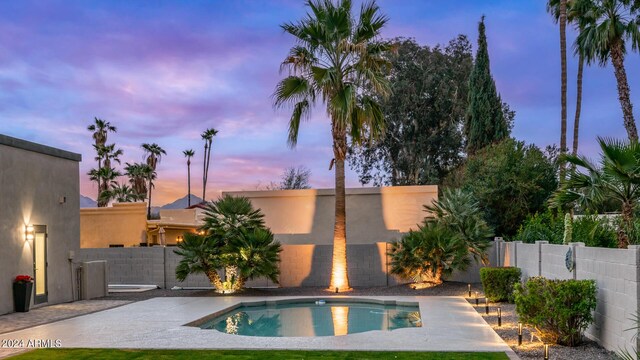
(498, 240, 640, 356)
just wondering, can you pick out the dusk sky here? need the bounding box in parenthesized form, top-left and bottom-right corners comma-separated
(1, 0, 638, 205)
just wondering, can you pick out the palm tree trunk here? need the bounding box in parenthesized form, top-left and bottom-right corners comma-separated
(619, 201, 633, 249)
(202, 143, 208, 200)
(610, 40, 638, 142)
(147, 180, 152, 220)
(559, 0, 568, 178)
(329, 129, 350, 291)
(572, 54, 584, 156)
(187, 160, 191, 207)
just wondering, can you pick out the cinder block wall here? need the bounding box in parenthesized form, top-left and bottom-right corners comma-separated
(499, 241, 640, 355)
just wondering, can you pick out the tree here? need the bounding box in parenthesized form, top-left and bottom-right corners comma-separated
(100, 183, 139, 203)
(183, 149, 195, 207)
(550, 137, 640, 248)
(424, 188, 493, 265)
(279, 166, 311, 189)
(201, 128, 218, 201)
(446, 138, 559, 237)
(389, 221, 469, 285)
(273, 0, 392, 291)
(349, 36, 472, 186)
(88, 167, 122, 206)
(465, 16, 510, 154)
(87, 117, 117, 204)
(124, 162, 154, 201)
(141, 143, 166, 219)
(575, 0, 640, 141)
(177, 195, 282, 292)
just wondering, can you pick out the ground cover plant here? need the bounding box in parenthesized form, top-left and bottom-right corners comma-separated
(12, 349, 510, 360)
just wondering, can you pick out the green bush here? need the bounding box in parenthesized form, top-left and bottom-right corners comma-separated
(480, 267, 521, 302)
(513, 211, 618, 248)
(514, 277, 597, 346)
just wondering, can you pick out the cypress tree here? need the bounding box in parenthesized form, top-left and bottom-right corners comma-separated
(465, 16, 509, 154)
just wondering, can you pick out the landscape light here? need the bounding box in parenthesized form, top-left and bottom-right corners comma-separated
(335, 287, 339, 294)
(475, 291, 479, 305)
(485, 298, 489, 315)
(468, 284, 471, 297)
(25, 225, 34, 241)
(497, 306, 502, 327)
(544, 343, 549, 360)
(518, 322, 523, 346)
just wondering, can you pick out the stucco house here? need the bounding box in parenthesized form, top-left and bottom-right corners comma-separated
(0, 134, 81, 315)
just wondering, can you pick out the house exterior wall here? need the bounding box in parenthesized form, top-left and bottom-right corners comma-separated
(0, 135, 81, 315)
(80, 202, 147, 248)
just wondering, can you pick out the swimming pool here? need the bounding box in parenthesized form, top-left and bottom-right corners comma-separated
(192, 299, 422, 337)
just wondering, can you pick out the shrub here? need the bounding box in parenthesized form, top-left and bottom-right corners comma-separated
(513, 211, 618, 248)
(389, 221, 469, 285)
(514, 277, 597, 346)
(479, 267, 521, 302)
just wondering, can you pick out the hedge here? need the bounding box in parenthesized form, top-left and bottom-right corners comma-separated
(480, 267, 521, 302)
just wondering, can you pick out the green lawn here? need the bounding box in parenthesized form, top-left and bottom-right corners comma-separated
(13, 349, 509, 360)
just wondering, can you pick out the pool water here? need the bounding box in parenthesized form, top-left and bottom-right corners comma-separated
(197, 300, 422, 337)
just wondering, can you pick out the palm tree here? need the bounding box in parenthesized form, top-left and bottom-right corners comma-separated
(141, 143, 166, 219)
(389, 221, 470, 285)
(550, 137, 640, 248)
(88, 167, 122, 207)
(96, 144, 123, 170)
(273, 0, 392, 291)
(424, 188, 493, 265)
(124, 162, 154, 201)
(201, 128, 218, 201)
(183, 149, 195, 207)
(574, 0, 640, 141)
(87, 117, 117, 198)
(100, 183, 139, 203)
(548, 0, 569, 174)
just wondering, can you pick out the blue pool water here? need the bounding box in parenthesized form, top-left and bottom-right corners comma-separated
(197, 300, 422, 337)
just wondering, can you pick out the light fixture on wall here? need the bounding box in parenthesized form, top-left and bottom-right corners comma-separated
(25, 225, 34, 241)
(177, 236, 184, 243)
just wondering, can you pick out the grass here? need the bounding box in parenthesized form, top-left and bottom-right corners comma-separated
(13, 349, 509, 359)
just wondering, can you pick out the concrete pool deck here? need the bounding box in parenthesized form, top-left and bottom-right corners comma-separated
(0, 296, 515, 357)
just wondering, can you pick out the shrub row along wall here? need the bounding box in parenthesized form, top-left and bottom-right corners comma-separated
(498, 240, 640, 356)
(77, 242, 497, 289)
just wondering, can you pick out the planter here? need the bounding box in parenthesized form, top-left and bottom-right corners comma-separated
(13, 282, 33, 312)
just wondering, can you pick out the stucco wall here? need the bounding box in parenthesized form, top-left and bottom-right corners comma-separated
(80, 202, 147, 248)
(0, 135, 81, 315)
(224, 185, 438, 245)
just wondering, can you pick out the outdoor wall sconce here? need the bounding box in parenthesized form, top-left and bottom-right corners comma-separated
(543, 343, 549, 360)
(25, 225, 34, 241)
(518, 322, 523, 346)
(177, 236, 184, 243)
(485, 298, 489, 315)
(497, 306, 502, 327)
(475, 291, 479, 305)
(467, 283, 471, 297)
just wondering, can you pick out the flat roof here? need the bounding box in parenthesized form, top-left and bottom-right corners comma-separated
(0, 134, 82, 162)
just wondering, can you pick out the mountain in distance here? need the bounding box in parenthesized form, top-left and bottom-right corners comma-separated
(160, 194, 204, 209)
(80, 195, 97, 208)
(79, 194, 203, 210)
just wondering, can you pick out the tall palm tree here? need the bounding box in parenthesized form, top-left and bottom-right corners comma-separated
(549, 0, 589, 156)
(574, 0, 640, 141)
(201, 128, 218, 201)
(548, 0, 569, 175)
(124, 162, 155, 201)
(273, 0, 392, 291)
(87, 117, 117, 198)
(550, 137, 640, 248)
(141, 143, 166, 219)
(183, 149, 195, 207)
